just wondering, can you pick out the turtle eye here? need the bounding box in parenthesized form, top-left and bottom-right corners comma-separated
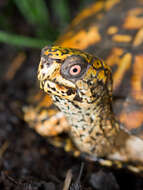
(60, 55, 88, 80)
(69, 65, 81, 76)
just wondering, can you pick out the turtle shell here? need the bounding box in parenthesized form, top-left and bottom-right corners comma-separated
(24, 0, 143, 141)
(56, 0, 143, 139)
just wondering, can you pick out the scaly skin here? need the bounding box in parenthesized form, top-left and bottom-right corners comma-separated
(38, 46, 143, 167)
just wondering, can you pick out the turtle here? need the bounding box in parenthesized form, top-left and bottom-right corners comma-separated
(24, 0, 143, 173)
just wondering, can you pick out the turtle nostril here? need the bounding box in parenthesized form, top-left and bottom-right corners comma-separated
(46, 62, 52, 67)
(40, 57, 54, 68)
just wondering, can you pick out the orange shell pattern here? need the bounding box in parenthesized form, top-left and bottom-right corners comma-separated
(24, 0, 143, 139)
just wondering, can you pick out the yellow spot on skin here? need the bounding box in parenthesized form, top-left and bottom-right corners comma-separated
(133, 27, 143, 46)
(131, 55, 143, 103)
(107, 26, 118, 35)
(113, 53, 132, 89)
(112, 34, 132, 43)
(123, 8, 143, 29)
(93, 61, 102, 69)
(59, 26, 101, 49)
(85, 66, 97, 81)
(98, 70, 106, 82)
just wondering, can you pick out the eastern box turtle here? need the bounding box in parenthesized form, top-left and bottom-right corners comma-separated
(24, 0, 143, 173)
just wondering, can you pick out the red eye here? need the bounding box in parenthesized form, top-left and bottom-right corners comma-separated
(69, 65, 81, 76)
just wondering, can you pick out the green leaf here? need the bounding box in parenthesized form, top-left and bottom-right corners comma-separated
(0, 31, 52, 48)
(13, 0, 51, 38)
(52, 0, 70, 28)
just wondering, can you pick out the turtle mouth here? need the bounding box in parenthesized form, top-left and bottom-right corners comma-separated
(41, 79, 76, 98)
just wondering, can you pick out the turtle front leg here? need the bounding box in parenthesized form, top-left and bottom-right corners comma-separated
(24, 105, 69, 136)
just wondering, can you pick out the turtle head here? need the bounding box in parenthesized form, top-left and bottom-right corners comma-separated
(38, 46, 112, 104)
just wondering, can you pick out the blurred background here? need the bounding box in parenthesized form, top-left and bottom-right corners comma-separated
(0, 0, 96, 48)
